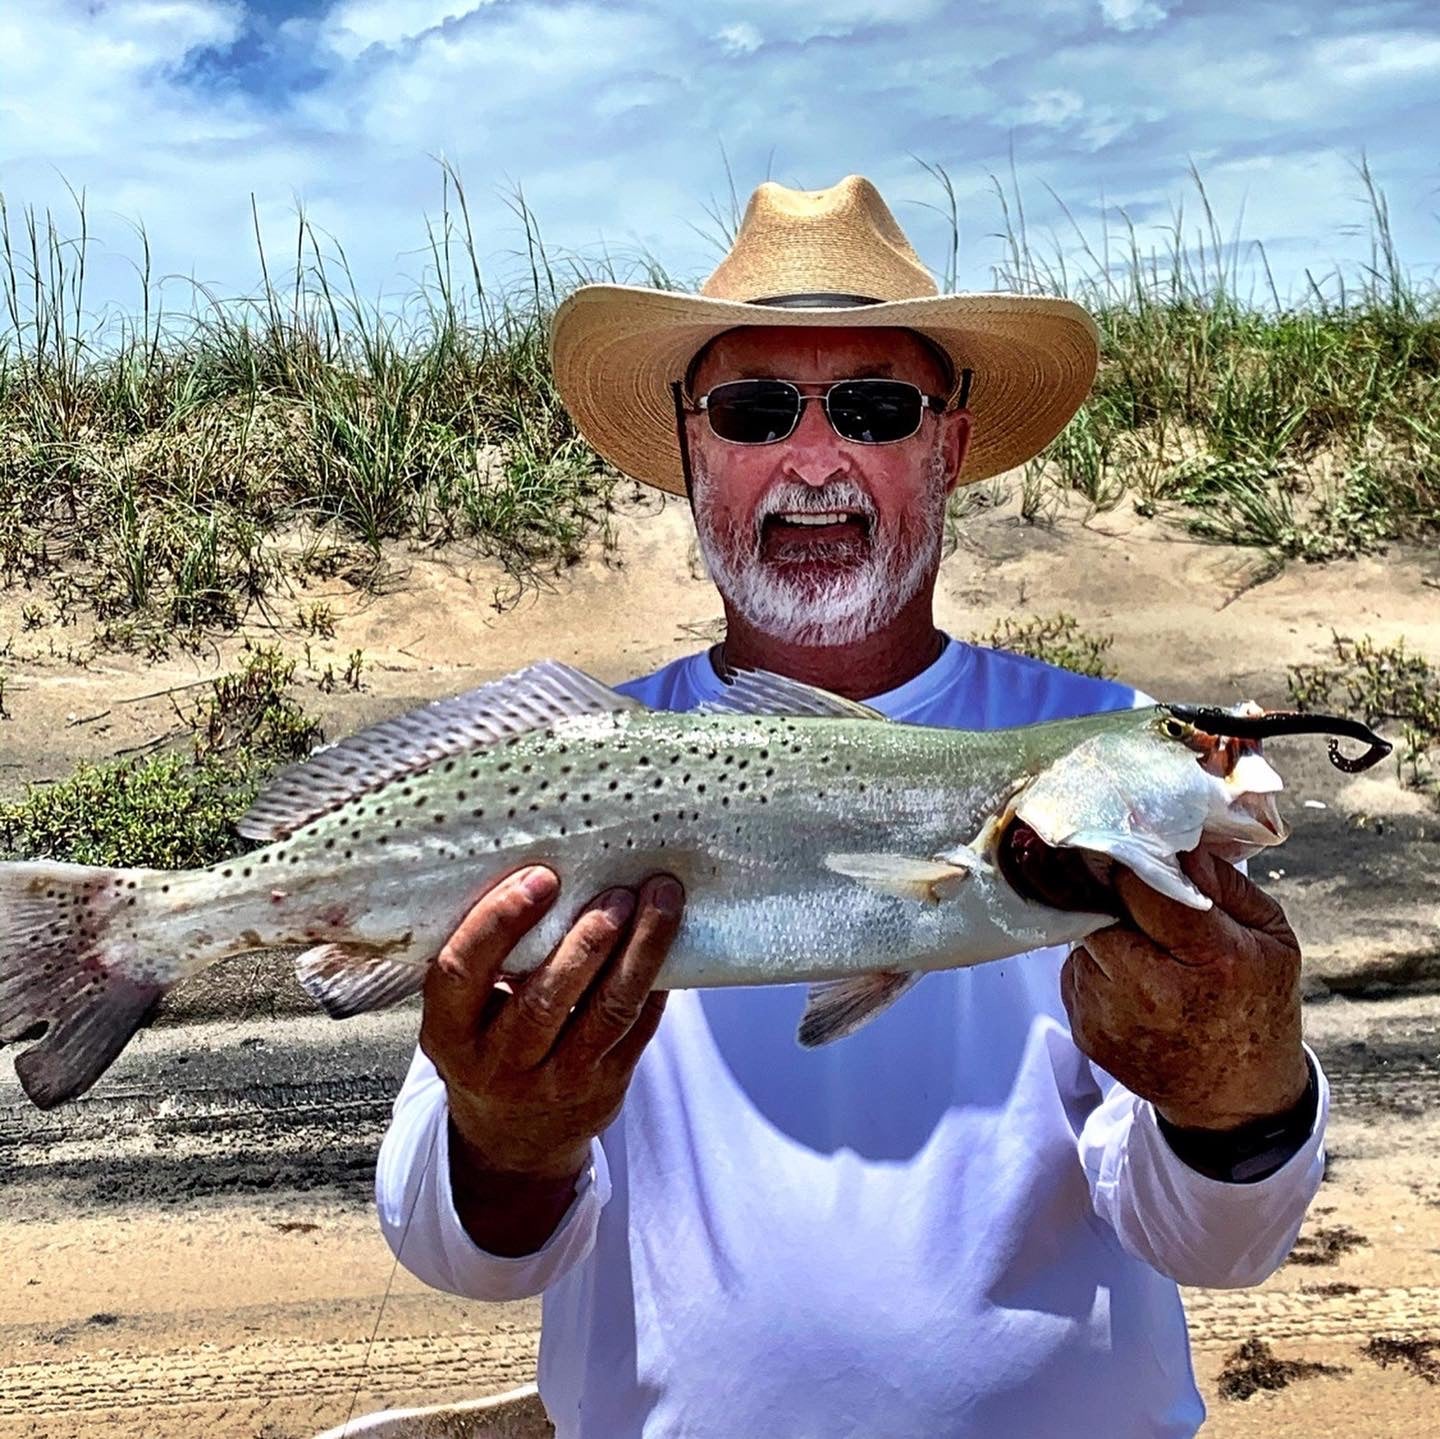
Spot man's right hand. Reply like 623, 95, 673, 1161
419, 865, 683, 1256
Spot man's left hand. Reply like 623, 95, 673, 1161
1041, 844, 1310, 1132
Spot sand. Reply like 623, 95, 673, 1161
0, 481, 1437, 1436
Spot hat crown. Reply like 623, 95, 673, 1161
700, 175, 939, 304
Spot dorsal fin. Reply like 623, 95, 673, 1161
236, 660, 641, 842
695, 667, 888, 721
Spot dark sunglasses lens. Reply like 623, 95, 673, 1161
706, 381, 799, 443
828, 380, 922, 443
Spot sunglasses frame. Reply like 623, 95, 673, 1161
684, 372, 972, 447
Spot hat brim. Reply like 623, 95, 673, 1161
550, 285, 1099, 495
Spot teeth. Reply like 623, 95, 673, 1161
774, 512, 858, 527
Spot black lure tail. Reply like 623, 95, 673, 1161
1164, 705, 1392, 774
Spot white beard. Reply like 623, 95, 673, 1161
692, 442, 949, 648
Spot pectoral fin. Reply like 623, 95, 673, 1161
823, 852, 971, 903
798, 971, 921, 1047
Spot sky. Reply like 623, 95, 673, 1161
1, 0, 1437, 325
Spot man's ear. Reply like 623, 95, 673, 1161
941, 410, 973, 496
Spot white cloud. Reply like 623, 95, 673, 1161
1098, 0, 1171, 32
1019, 90, 1085, 127
0, 0, 1433, 323
716, 23, 763, 55
319, 0, 496, 61
1313, 31, 1440, 85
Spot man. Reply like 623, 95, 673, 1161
376, 176, 1325, 1437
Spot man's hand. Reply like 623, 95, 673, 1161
419, 865, 683, 1254
1012, 829, 1309, 1132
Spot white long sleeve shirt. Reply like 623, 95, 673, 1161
376, 638, 1328, 1438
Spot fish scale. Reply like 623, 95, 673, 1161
0, 658, 1335, 1109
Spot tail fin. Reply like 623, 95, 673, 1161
0, 861, 175, 1108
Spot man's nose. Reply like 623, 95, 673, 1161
781, 395, 850, 486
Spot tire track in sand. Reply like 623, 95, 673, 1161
3, 1286, 1438, 1418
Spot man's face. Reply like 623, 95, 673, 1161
687, 326, 970, 648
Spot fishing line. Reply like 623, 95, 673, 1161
339, 1118, 438, 1436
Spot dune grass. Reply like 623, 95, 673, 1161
0, 160, 1435, 638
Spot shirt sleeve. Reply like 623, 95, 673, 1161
374, 1045, 611, 1302
1077, 1044, 1329, 1289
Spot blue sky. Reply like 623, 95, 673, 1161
1, 0, 1437, 321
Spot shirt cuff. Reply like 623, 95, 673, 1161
432, 1116, 612, 1300
1139, 1044, 1329, 1199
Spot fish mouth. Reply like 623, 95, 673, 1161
1182, 725, 1290, 854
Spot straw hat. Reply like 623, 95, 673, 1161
549, 174, 1098, 496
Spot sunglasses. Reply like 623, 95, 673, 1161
687, 373, 970, 446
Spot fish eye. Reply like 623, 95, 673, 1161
1159, 716, 1190, 741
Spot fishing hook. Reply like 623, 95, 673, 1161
1164, 705, 1393, 774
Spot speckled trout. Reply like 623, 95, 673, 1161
0, 660, 1389, 1108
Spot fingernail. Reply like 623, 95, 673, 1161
652, 877, 683, 917
518, 867, 557, 902
602, 889, 635, 925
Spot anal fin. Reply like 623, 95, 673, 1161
797, 971, 921, 1048
295, 943, 429, 1019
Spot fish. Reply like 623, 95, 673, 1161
0, 660, 1390, 1109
